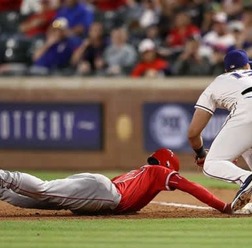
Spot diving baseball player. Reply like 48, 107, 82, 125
188, 49, 252, 212
0, 148, 232, 214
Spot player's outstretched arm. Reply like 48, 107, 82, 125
168, 173, 232, 214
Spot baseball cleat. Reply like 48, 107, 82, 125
231, 175, 252, 212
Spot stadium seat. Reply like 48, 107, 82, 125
3, 36, 32, 64
0, 36, 6, 63
0, 11, 20, 35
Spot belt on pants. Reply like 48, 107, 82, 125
241, 87, 252, 95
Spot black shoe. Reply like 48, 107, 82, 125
231, 175, 252, 212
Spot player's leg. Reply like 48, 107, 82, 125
42, 173, 121, 213
70, 174, 121, 214
0, 170, 47, 196
241, 148, 252, 171
66, 173, 91, 179
204, 121, 252, 185
0, 170, 121, 213
204, 112, 252, 211
0, 188, 62, 210
0, 170, 68, 208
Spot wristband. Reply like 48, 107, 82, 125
194, 146, 207, 158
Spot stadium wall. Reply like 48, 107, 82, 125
0, 76, 217, 171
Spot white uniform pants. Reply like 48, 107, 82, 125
204, 98, 252, 186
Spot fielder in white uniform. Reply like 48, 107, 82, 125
188, 49, 252, 211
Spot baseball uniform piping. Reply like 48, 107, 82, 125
195, 104, 214, 115
0, 179, 116, 203
221, 102, 237, 127
165, 171, 179, 191
203, 168, 242, 185
210, 102, 237, 140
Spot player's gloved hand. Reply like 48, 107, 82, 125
195, 156, 207, 167
194, 146, 208, 167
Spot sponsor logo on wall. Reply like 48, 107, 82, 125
143, 103, 228, 152
150, 105, 190, 148
0, 103, 103, 150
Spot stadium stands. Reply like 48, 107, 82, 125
0, 0, 251, 77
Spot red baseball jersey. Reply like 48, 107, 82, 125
112, 165, 228, 214
112, 165, 177, 213
131, 58, 168, 78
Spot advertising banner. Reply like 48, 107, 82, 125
143, 103, 228, 152
0, 103, 103, 150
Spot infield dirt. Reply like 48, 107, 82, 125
0, 188, 250, 220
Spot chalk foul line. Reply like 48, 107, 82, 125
150, 201, 252, 215
151, 201, 212, 210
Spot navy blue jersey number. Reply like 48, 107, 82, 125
231, 70, 252, 79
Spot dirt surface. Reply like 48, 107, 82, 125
0, 188, 251, 220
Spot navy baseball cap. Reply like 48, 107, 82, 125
224, 49, 252, 71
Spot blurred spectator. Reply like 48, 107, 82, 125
227, 20, 245, 50
19, 0, 56, 39
122, 0, 143, 32
131, 39, 169, 78
199, 12, 236, 74
103, 27, 137, 76
31, 18, 77, 74
166, 11, 200, 53
93, 6, 125, 37
172, 36, 211, 76
105, 0, 144, 48
0, 0, 252, 77
230, 6, 252, 58
200, 3, 216, 35
71, 22, 106, 75
92, 0, 126, 11
21, 0, 46, 16
145, 24, 162, 47
243, 6, 252, 58
56, 0, 94, 39
157, 0, 175, 38
242, 5, 252, 31
0, 0, 22, 12
139, 0, 160, 29
200, 12, 235, 57
221, 0, 243, 20
170, 0, 209, 28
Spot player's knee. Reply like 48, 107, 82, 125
202, 160, 213, 175
203, 159, 225, 179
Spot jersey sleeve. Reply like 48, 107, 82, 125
195, 87, 216, 115
169, 173, 227, 212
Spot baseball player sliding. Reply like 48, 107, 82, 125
188, 49, 252, 212
0, 149, 232, 215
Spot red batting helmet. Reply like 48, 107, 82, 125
147, 148, 180, 171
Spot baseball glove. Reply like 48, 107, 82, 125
195, 149, 209, 167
